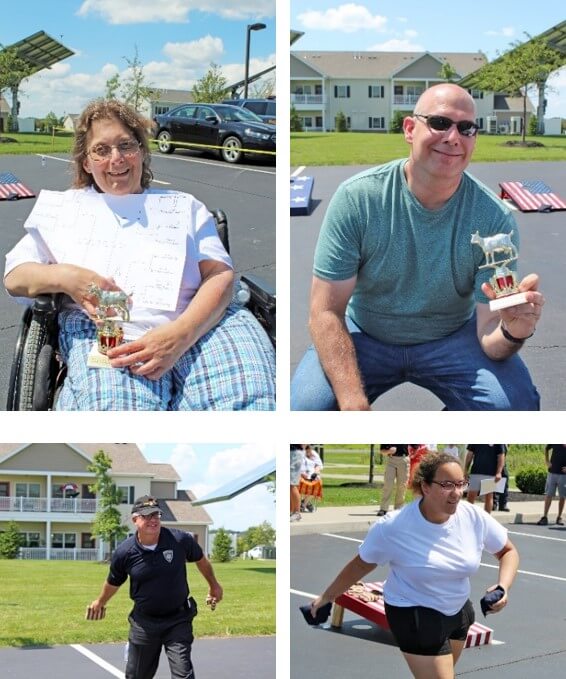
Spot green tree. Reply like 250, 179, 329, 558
438, 62, 457, 82
290, 105, 303, 132
250, 77, 275, 98
390, 110, 406, 133
335, 111, 347, 132
44, 111, 59, 133
0, 45, 34, 132
87, 450, 127, 558
105, 73, 121, 100
237, 521, 275, 555
464, 35, 564, 140
211, 528, 233, 562
0, 521, 24, 559
528, 114, 539, 136
121, 46, 157, 113
192, 63, 228, 103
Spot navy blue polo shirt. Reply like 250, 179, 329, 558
546, 445, 566, 475
466, 445, 505, 475
108, 527, 203, 616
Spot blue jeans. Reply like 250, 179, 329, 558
291, 315, 540, 411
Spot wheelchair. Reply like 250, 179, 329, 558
6, 209, 276, 411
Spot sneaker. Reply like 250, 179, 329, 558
376, 509, 387, 517
499, 507, 510, 512
290, 512, 302, 522
537, 516, 548, 526
306, 502, 314, 513
556, 517, 564, 526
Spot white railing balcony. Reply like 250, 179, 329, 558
291, 94, 326, 106
0, 496, 98, 513
393, 94, 420, 106
19, 547, 99, 561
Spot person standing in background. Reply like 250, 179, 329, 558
377, 445, 410, 517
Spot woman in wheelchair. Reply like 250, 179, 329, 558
4, 99, 275, 411
299, 445, 323, 512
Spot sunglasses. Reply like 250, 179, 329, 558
414, 114, 479, 138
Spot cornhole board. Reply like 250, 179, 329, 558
332, 581, 493, 649
0, 172, 35, 201
290, 175, 314, 215
499, 180, 566, 212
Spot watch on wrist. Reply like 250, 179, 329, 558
500, 321, 534, 344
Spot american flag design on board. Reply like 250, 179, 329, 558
0, 172, 35, 200
500, 180, 566, 212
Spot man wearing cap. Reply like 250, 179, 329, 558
87, 495, 223, 679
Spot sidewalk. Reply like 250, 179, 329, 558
291, 497, 551, 535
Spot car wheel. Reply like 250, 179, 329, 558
221, 136, 243, 163
157, 130, 174, 154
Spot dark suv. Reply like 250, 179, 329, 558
153, 103, 276, 164
222, 98, 276, 125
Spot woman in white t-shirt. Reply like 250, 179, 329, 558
311, 451, 519, 679
4, 99, 275, 411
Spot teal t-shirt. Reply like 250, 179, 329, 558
313, 159, 519, 345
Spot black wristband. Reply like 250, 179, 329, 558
500, 321, 534, 344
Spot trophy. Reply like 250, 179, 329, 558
87, 284, 131, 355
470, 231, 528, 311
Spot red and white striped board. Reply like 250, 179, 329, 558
0, 172, 35, 200
334, 581, 493, 649
500, 180, 566, 212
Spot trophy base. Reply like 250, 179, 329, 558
489, 291, 529, 311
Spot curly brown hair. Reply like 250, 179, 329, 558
410, 451, 464, 496
72, 99, 153, 190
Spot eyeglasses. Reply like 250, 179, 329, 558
136, 512, 162, 520
88, 139, 141, 161
414, 114, 479, 138
431, 480, 469, 491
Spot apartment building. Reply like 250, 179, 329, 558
291, 50, 534, 133
0, 443, 212, 560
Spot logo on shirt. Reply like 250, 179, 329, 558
163, 550, 174, 563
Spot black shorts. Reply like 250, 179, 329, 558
384, 599, 475, 656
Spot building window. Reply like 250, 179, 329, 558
15, 483, 40, 498
469, 89, 484, 99
477, 117, 484, 130
315, 116, 323, 128
19, 532, 40, 548
52, 532, 76, 549
315, 84, 322, 95
81, 533, 96, 549
406, 85, 424, 98
334, 85, 350, 98
368, 85, 384, 98
118, 486, 135, 504
302, 117, 313, 128
394, 85, 403, 96
154, 105, 170, 115
369, 117, 385, 129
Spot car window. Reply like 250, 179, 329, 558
266, 102, 276, 116
172, 106, 197, 118
244, 102, 267, 115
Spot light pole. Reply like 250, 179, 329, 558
244, 23, 266, 99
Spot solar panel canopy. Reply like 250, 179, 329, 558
3, 31, 74, 76
192, 458, 276, 506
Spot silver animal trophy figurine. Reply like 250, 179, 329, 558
87, 284, 131, 354
470, 231, 527, 311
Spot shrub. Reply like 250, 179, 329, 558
515, 466, 547, 495
290, 105, 303, 132
390, 110, 406, 133
335, 111, 347, 132
528, 115, 538, 136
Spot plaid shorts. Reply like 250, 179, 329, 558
56, 304, 275, 411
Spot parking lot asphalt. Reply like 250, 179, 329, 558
0, 151, 275, 408
291, 526, 566, 678
2, 635, 275, 678
290, 160, 566, 410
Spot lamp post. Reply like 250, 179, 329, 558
244, 23, 266, 99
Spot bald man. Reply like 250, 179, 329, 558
291, 84, 543, 411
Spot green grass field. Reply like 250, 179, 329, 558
319, 444, 546, 506
0, 559, 275, 647
0, 132, 75, 155
291, 131, 566, 166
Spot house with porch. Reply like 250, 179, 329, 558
290, 50, 534, 133
0, 443, 212, 560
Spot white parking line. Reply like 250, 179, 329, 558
151, 152, 275, 175
36, 153, 71, 163
70, 644, 125, 678
291, 166, 306, 177
508, 530, 566, 542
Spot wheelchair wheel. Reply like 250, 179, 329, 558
33, 344, 60, 411
17, 316, 51, 410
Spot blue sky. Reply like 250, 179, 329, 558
291, 2, 566, 118
138, 443, 276, 533
1, 0, 275, 117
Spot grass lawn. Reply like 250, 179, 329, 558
0, 132, 75, 156
318, 444, 546, 507
0, 558, 275, 647
291, 131, 566, 166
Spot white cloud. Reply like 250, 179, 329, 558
368, 38, 424, 52
298, 3, 387, 33
206, 443, 273, 484
485, 26, 516, 38
77, 0, 274, 24
163, 36, 224, 66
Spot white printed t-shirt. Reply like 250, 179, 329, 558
358, 499, 507, 615
4, 187, 233, 339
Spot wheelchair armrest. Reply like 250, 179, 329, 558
210, 209, 229, 254
240, 274, 276, 346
